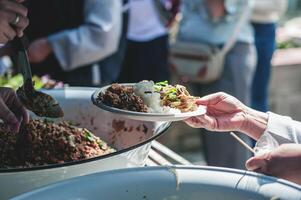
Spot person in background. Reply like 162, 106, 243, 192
0, 0, 29, 132
178, 0, 256, 169
251, 0, 288, 112
118, 0, 180, 83
97, 0, 130, 85
185, 92, 301, 185
24, 0, 123, 86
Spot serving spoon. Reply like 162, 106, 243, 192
12, 36, 64, 118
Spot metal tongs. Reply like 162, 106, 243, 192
12, 36, 64, 118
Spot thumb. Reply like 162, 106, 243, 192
0, 99, 20, 132
196, 92, 227, 106
246, 156, 268, 173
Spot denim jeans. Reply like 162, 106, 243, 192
251, 23, 276, 112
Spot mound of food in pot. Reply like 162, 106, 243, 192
0, 119, 115, 168
98, 81, 199, 113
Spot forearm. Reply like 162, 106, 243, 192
240, 107, 268, 140
241, 107, 301, 144
48, 0, 122, 71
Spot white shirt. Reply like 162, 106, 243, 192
255, 112, 301, 155
251, 0, 288, 23
254, 112, 301, 155
262, 112, 301, 144
127, 0, 167, 42
47, 0, 123, 71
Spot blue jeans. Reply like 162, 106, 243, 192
251, 23, 276, 112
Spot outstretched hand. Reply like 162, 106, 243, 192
185, 92, 248, 132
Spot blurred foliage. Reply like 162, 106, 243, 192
277, 40, 301, 49
0, 74, 44, 90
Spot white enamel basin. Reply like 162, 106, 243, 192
12, 165, 301, 200
0, 87, 170, 199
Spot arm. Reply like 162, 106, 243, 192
185, 92, 301, 143
49, 0, 122, 71
29, 0, 122, 71
185, 92, 301, 183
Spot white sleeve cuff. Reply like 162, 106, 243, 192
262, 112, 297, 144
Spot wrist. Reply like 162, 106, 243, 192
240, 106, 268, 140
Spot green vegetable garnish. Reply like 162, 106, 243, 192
168, 93, 177, 100
156, 80, 168, 86
84, 128, 96, 142
154, 80, 169, 92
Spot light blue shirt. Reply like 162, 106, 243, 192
178, 0, 254, 45
47, 0, 123, 71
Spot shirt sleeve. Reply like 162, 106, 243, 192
47, 0, 122, 71
259, 112, 301, 145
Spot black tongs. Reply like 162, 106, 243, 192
12, 36, 64, 118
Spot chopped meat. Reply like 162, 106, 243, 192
99, 84, 147, 112
0, 119, 115, 168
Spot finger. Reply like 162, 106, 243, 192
245, 157, 268, 173
184, 117, 206, 128
3, 25, 17, 40
0, 0, 28, 17
16, 29, 23, 37
0, 99, 20, 132
196, 92, 227, 106
11, 14, 29, 29
0, 33, 9, 43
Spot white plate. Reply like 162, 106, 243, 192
91, 84, 206, 122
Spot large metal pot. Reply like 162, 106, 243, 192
0, 87, 170, 199
12, 165, 301, 200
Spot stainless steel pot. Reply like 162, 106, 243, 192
12, 165, 301, 200
0, 87, 170, 199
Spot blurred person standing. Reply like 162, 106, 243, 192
175, 0, 256, 169
97, 0, 130, 85
118, 0, 180, 83
24, 0, 123, 86
251, 0, 288, 112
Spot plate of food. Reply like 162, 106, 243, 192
92, 81, 206, 122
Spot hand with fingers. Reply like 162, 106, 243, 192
185, 92, 249, 131
246, 144, 301, 185
184, 92, 268, 140
0, 87, 29, 132
184, 92, 301, 184
0, 0, 29, 44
